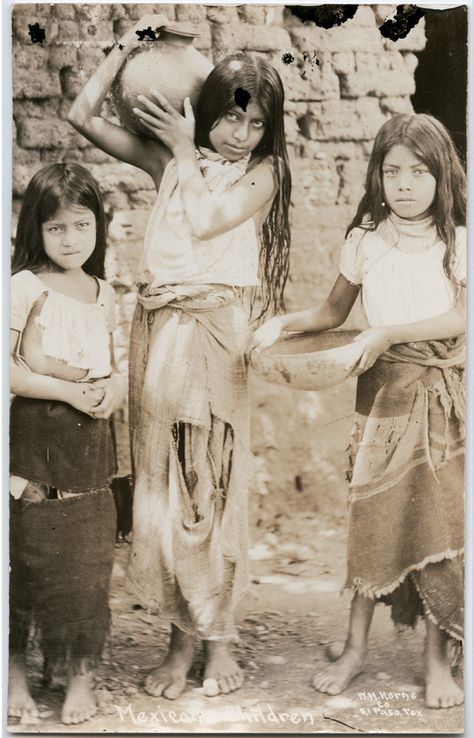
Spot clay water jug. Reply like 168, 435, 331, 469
112, 22, 214, 137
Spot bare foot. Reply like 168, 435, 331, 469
61, 664, 97, 725
425, 662, 464, 709
145, 626, 194, 700
203, 641, 244, 696
424, 617, 464, 709
8, 658, 39, 721
313, 646, 365, 695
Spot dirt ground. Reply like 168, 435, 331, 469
8, 507, 464, 735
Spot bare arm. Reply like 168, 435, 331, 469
249, 275, 360, 350
350, 285, 466, 375
68, 14, 171, 183
134, 93, 276, 239
10, 330, 103, 415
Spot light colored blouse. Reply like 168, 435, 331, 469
10, 270, 116, 379
339, 215, 466, 327
138, 148, 261, 290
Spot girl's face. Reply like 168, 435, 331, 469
382, 144, 437, 220
209, 100, 266, 161
41, 205, 96, 272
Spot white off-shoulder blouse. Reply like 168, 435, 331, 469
10, 270, 116, 379
339, 215, 466, 327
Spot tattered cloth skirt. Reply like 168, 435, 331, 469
9, 397, 117, 665
346, 339, 465, 642
128, 284, 251, 640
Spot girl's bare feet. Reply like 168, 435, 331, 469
144, 625, 194, 700
203, 641, 244, 696
8, 657, 39, 721
424, 619, 464, 709
313, 646, 366, 694
61, 661, 97, 725
313, 593, 375, 695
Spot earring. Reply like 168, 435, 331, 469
381, 201, 386, 207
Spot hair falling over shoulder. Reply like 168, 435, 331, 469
12, 163, 107, 278
195, 53, 291, 317
346, 113, 466, 282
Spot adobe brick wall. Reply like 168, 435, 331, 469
11, 4, 426, 528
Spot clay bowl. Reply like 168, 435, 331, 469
249, 330, 362, 391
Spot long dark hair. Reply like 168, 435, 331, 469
12, 163, 107, 278
195, 53, 291, 316
347, 113, 466, 281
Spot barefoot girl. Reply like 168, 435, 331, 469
251, 114, 465, 709
69, 16, 291, 698
9, 164, 127, 725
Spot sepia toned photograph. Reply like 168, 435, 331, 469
7, 1, 468, 733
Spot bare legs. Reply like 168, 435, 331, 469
203, 641, 244, 696
61, 659, 97, 725
145, 624, 195, 699
8, 654, 98, 725
424, 618, 463, 709
8, 654, 39, 721
313, 593, 375, 695
313, 592, 463, 709
145, 625, 243, 700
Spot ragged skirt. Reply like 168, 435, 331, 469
128, 286, 251, 640
345, 345, 464, 643
9, 397, 117, 665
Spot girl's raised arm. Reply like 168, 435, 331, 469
134, 92, 277, 239
68, 15, 170, 185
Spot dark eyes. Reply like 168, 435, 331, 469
225, 111, 265, 129
46, 222, 90, 233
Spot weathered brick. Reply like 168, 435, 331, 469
207, 6, 240, 24
13, 66, 62, 99
239, 5, 267, 25
18, 118, 76, 149
403, 52, 419, 74
129, 189, 158, 207
53, 4, 76, 21
12, 143, 41, 166
87, 163, 154, 194
123, 4, 176, 22
356, 51, 406, 73
48, 44, 78, 70
300, 98, 388, 141
290, 25, 383, 54
380, 96, 413, 114
291, 155, 340, 207
191, 23, 212, 51
13, 164, 38, 196
340, 68, 415, 98
277, 57, 340, 102
14, 99, 59, 120
213, 23, 291, 52
176, 5, 207, 23
336, 157, 369, 204
12, 10, 58, 45
60, 68, 90, 100
55, 18, 81, 40
331, 52, 355, 75
301, 140, 368, 162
